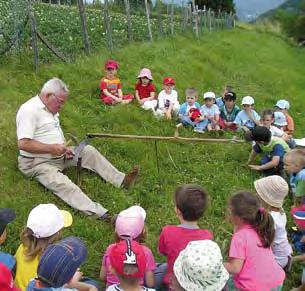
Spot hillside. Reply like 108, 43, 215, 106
1, 28, 305, 289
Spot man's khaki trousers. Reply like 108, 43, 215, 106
18, 145, 125, 217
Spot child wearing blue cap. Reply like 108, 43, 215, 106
0, 208, 16, 272
26, 236, 97, 291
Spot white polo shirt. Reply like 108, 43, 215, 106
16, 95, 65, 158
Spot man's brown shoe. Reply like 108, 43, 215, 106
122, 166, 139, 189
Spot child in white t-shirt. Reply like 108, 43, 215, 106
254, 175, 292, 269
155, 77, 180, 119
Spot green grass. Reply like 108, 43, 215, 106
1, 28, 305, 289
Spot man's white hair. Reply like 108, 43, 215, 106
40, 78, 69, 96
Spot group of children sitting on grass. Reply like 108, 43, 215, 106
99, 59, 301, 179
1, 162, 305, 291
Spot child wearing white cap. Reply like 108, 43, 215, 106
274, 99, 294, 135
171, 240, 229, 291
14, 204, 72, 291
233, 96, 260, 131
135, 68, 157, 112
100, 205, 156, 289
254, 175, 292, 269
196, 91, 221, 132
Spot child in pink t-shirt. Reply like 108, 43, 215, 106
157, 184, 213, 289
135, 68, 157, 112
100, 206, 156, 289
224, 191, 285, 291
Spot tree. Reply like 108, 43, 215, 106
194, 0, 235, 13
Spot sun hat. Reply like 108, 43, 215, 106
37, 236, 87, 288
174, 240, 229, 291
163, 77, 175, 85
203, 91, 216, 99
137, 68, 153, 80
115, 206, 146, 239
254, 175, 289, 208
0, 208, 16, 236
0, 263, 20, 291
27, 204, 73, 238
105, 59, 119, 70
275, 99, 290, 110
273, 111, 288, 127
109, 239, 146, 279
241, 96, 255, 105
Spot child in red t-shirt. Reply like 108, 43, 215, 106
156, 184, 213, 290
135, 68, 157, 112
99, 59, 134, 105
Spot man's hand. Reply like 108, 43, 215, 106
65, 148, 75, 160
49, 144, 67, 156
248, 164, 262, 171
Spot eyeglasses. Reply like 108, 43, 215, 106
51, 94, 66, 105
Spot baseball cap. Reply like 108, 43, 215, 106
105, 59, 119, 70
203, 91, 216, 99
0, 263, 20, 291
27, 204, 73, 238
275, 99, 290, 110
241, 96, 255, 105
163, 77, 175, 85
109, 239, 146, 279
224, 91, 237, 101
273, 111, 288, 126
115, 206, 146, 239
174, 240, 229, 291
137, 68, 153, 80
0, 208, 16, 236
37, 236, 87, 288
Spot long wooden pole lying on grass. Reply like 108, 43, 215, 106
86, 132, 244, 144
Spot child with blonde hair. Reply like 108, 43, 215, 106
100, 206, 156, 289
254, 175, 292, 269
15, 204, 72, 291
284, 149, 305, 205
135, 68, 157, 111
224, 191, 285, 290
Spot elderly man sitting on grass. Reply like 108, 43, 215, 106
16, 78, 139, 221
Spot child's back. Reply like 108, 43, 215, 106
157, 184, 212, 286
15, 204, 72, 291
158, 224, 212, 285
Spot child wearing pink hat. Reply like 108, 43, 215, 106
99, 59, 134, 105
254, 175, 292, 269
135, 68, 157, 112
100, 206, 156, 289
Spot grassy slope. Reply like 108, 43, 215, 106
1, 28, 305, 289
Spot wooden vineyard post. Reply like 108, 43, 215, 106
124, 0, 132, 42
170, 1, 174, 35
103, 0, 113, 51
145, 0, 153, 41
28, 0, 39, 71
77, 0, 90, 55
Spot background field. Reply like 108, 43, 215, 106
1, 28, 305, 289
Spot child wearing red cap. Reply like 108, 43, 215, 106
100, 206, 156, 289
135, 68, 157, 111
100, 60, 134, 105
106, 239, 155, 291
154, 77, 180, 119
